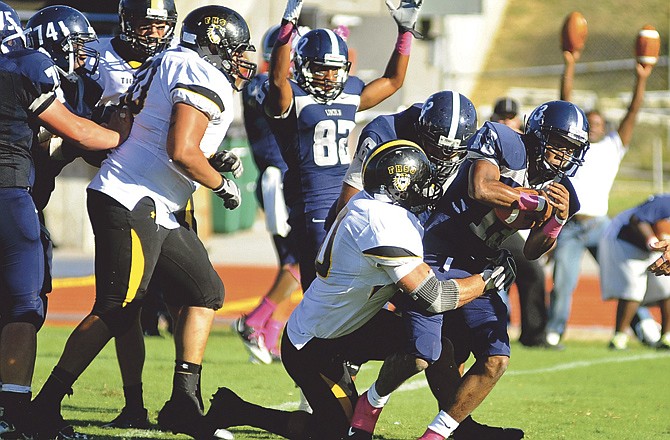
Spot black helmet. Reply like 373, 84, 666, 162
416, 91, 478, 184
363, 140, 441, 213
524, 100, 590, 182
118, 0, 177, 58
27, 5, 99, 80
179, 5, 257, 91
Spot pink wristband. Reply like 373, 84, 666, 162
395, 31, 412, 56
277, 21, 295, 45
542, 215, 566, 238
518, 192, 546, 212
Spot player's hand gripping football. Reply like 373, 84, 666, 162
209, 150, 243, 179
481, 249, 517, 292
542, 181, 570, 224
282, 0, 303, 24
213, 177, 241, 210
385, 0, 424, 38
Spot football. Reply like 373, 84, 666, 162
635, 25, 660, 66
494, 206, 549, 230
561, 11, 588, 53
652, 219, 670, 241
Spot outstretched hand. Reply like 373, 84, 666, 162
282, 0, 303, 24
648, 240, 670, 275
385, 0, 424, 38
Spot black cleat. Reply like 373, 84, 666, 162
346, 426, 373, 439
452, 416, 524, 440
206, 387, 245, 430
102, 406, 150, 429
157, 394, 204, 437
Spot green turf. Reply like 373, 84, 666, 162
34, 325, 670, 439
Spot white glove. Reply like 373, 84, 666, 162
481, 249, 517, 292
282, 0, 303, 24
213, 177, 241, 210
385, 0, 424, 38
209, 150, 243, 179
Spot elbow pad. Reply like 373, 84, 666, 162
409, 273, 460, 313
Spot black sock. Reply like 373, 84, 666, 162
123, 383, 144, 411
0, 390, 31, 422
172, 360, 202, 406
33, 366, 76, 411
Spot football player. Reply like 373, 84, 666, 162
200, 140, 515, 440
262, 0, 422, 295
0, 2, 129, 437
234, 24, 302, 365
29, 5, 255, 439
358, 100, 588, 439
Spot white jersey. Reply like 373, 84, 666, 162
286, 191, 425, 349
88, 46, 234, 228
88, 37, 139, 106
570, 131, 626, 217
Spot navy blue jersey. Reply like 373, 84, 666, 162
358, 104, 421, 153
423, 122, 580, 270
265, 76, 365, 215
615, 194, 670, 250
31, 73, 104, 211
0, 48, 59, 188
242, 73, 287, 175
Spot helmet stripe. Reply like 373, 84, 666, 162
324, 28, 339, 56
447, 92, 461, 139
151, 0, 165, 11
363, 139, 423, 175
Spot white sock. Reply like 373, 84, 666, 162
427, 411, 459, 438
1, 384, 31, 394
367, 382, 390, 408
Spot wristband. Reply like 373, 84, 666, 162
542, 215, 567, 238
395, 31, 412, 56
212, 178, 226, 193
518, 192, 546, 212
277, 21, 295, 45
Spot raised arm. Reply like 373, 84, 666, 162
265, 0, 303, 117
560, 50, 581, 102
358, 0, 423, 111
617, 62, 654, 146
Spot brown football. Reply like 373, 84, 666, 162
636, 25, 660, 66
561, 11, 588, 52
494, 189, 553, 231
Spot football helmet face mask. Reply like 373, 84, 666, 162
180, 5, 257, 91
119, 0, 177, 58
363, 140, 442, 214
27, 6, 99, 81
416, 91, 478, 185
525, 100, 590, 183
0, 2, 25, 54
294, 29, 351, 103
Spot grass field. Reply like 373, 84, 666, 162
35, 324, 670, 440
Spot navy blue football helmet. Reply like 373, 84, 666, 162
0, 1, 25, 54
525, 100, 590, 182
363, 140, 441, 213
261, 24, 280, 63
180, 5, 257, 91
294, 28, 351, 103
416, 91, 478, 184
27, 6, 99, 80
119, 0, 177, 57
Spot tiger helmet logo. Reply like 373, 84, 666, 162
205, 21, 226, 45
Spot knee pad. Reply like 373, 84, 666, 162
93, 301, 142, 337
407, 332, 442, 364
261, 167, 290, 237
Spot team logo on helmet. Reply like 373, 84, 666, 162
388, 164, 417, 193
206, 23, 225, 45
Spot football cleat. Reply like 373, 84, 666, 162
54, 424, 89, 440
101, 406, 150, 429
452, 416, 524, 440
31, 407, 88, 440
205, 387, 245, 430
346, 426, 373, 439
157, 394, 204, 437
232, 316, 272, 365
656, 333, 670, 350
213, 427, 235, 440
349, 392, 383, 435
608, 332, 629, 351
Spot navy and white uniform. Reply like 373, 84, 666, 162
418, 122, 579, 364
265, 77, 365, 290
600, 194, 670, 303
0, 48, 59, 328
242, 73, 297, 267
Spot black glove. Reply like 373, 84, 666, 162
481, 249, 517, 292
209, 150, 243, 179
213, 177, 241, 210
